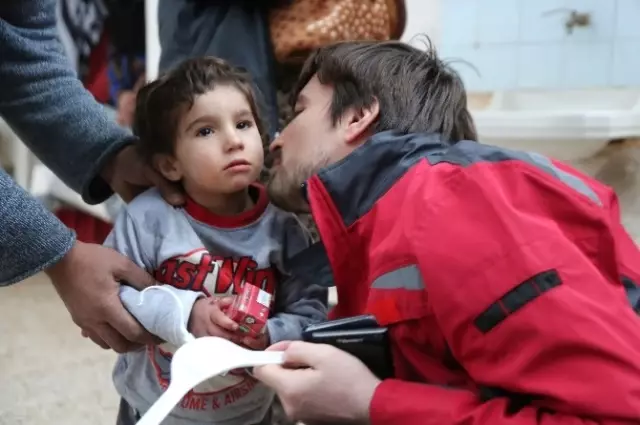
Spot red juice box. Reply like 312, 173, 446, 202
226, 283, 272, 338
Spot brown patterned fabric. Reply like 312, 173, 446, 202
269, 0, 406, 64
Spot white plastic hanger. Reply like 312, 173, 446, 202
131, 285, 285, 425
136, 336, 285, 425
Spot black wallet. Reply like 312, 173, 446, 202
302, 315, 394, 380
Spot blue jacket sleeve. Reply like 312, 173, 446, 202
267, 214, 328, 343
0, 168, 75, 285
0, 0, 134, 204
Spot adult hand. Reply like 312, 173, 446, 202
46, 241, 157, 353
116, 90, 137, 128
116, 75, 147, 128
101, 145, 185, 205
253, 341, 381, 424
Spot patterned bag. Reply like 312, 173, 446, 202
269, 0, 406, 64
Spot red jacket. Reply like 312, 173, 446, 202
299, 131, 640, 424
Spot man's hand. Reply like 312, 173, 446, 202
46, 241, 157, 353
189, 297, 242, 343
101, 145, 184, 205
253, 341, 381, 425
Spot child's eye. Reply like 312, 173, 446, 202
197, 127, 213, 137
237, 120, 253, 130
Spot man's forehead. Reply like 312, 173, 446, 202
296, 76, 330, 105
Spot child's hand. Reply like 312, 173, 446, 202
188, 297, 241, 342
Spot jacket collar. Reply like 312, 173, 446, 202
305, 130, 449, 228
290, 131, 449, 290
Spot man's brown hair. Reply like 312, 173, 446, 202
293, 38, 477, 143
133, 56, 268, 163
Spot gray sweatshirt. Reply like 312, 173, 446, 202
104, 186, 327, 425
0, 0, 132, 285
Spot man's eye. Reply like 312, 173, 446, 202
284, 109, 303, 126
237, 120, 252, 130
197, 127, 213, 137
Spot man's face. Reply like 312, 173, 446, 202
267, 76, 344, 213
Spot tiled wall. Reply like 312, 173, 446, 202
439, 0, 640, 92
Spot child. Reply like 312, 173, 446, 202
104, 57, 328, 425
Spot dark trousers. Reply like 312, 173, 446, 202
115, 398, 140, 425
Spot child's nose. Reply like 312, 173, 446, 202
225, 133, 244, 151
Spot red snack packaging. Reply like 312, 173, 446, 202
226, 283, 272, 338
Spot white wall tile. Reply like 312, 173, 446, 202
517, 44, 563, 88
612, 40, 640, 86
476, 0, 520, 44
471, 45, 519, 90
439, 0, 640, 91
519, 0, 568, 43
561, 42, 613, 87
444, 45, 520, 91
440, 0, 478, 46
564, 0, 617, 42
616, 0, 640, 39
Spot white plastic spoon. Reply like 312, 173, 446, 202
135, 336, 285, 425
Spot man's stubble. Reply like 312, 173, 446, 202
266, 153, 332, 214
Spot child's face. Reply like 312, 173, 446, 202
158, 85, 264, 197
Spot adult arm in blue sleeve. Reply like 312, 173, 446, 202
0, 0, 134, 205
0, 167, 75, 285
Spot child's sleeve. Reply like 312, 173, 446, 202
267, 216, 328, 344
104, 209, 205, 347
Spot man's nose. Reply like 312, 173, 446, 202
269, 136, 282, 153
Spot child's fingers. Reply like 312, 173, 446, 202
209, 305, 240, 332
215, 296, 235, 309
205, 323, 241, 342
207, 322, 243, 344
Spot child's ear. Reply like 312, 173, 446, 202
153, 154, 182, 182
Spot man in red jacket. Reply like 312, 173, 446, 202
254, 40, 640, 425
